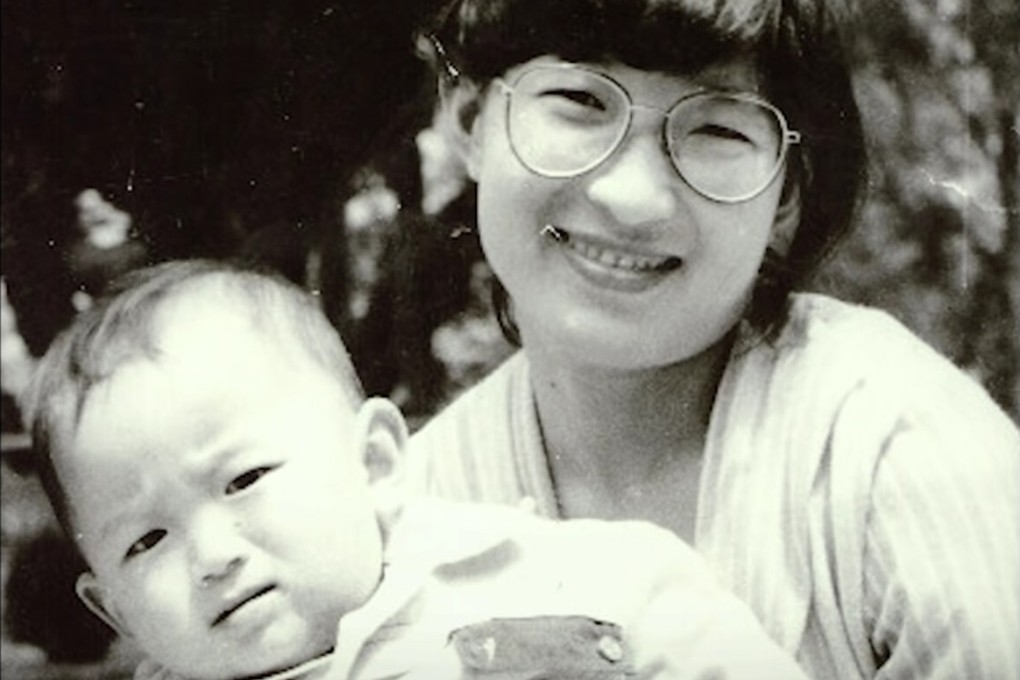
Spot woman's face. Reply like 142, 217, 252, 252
465, 56, 794, 370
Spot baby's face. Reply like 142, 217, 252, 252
60, 302, 383, 679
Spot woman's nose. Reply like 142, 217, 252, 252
188, 510, 248, 587
585, 131, 679, 227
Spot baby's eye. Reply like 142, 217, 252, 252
125, 530, 166, 560
225, 466, 278, 495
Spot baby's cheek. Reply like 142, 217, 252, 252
127, 561, 194, 633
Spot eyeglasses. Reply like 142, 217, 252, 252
495, 63, 801, 203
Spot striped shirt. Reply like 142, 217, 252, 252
407, 293, 1020, 679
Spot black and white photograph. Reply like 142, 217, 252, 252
2, 1, 1018, 678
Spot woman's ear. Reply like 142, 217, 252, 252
437, 79, 485, 181
769, 177, 801, 257
76, 572, 131, 638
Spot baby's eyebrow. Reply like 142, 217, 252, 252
180, 436, 248, 483
92, 488, 152, 549
96, 506, 140, 544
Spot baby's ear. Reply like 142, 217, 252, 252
355, 397, 407, 487
76, 572, 131, 638
354, 398, 409, 533
437, 79, 485, 181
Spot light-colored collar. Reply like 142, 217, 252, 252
327, 497, 528, 679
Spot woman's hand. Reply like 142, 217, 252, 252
630, 583, 807, 680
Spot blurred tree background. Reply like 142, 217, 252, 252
1, 0, 1018, 674
818, 0, 1019, 418
2, 0, 1017, 423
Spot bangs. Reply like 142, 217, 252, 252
435, 0, 782, 79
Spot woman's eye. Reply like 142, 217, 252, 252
694, 124, 751, 143
541, 88, 608, 111
125, 530, 166, 560
225, 466, 277, 495
561, 89, 606, 110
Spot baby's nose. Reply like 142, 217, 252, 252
188, 510, 247, 586
197, 555, 245, 588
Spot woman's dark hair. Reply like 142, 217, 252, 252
422, 0, 867, 343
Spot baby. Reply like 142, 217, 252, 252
25, 259, 804, 679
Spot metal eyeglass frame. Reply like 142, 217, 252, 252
494, 62, 801, 204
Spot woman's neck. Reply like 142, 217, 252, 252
526, 335, 732, 532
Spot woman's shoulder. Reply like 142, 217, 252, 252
772, 297, 1019, 677
717, 293, 1017, 464
779, 293, 930, 357
411, 351, 529, 443
760, 292, 1018, 449
405, 351, 538, 501
773, 293, 985, 394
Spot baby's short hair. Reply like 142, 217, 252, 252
23, 258, 364, 542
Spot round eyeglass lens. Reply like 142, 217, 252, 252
506, 66, 630, 177
503, 65, 793, 201
666, 94, 785, 201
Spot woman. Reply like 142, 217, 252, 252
407, 0, 1020, 676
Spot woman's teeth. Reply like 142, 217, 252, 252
560, 232, 677, 272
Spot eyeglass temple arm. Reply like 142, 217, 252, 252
417, 32, 460, 83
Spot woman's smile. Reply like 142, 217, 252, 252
543, 224, 683, 293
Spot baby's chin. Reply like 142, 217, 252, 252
232, 648, 335, 680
